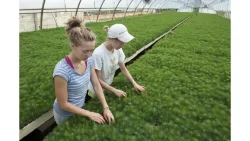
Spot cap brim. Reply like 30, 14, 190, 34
118, 32, 134, 43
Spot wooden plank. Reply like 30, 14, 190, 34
37, 117, 55, 132
19, 109, 53, 140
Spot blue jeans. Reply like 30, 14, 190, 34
53, 109, 69, 125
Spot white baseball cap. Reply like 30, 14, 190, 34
107, 24, 134, 43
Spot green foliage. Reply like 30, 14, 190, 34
20, 12, 190, 128
44, 14, 230, 141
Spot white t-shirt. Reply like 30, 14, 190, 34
88, 43, 125, 94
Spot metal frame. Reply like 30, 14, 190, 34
149, 0, 164, 13
153, 0, 167, 13
20, 0, 187, 32
20, 8, 128, 11
86, 11, 92, 23
124, 0, 134, 18
111, 0, 123, 20
160, 1, 170, 9
21, 10, 83, 14
227, 0, 229, 12
208, 0, 223, 6
75, 0, 83, 16
162, 0, 172, 9
133, 0, 143, 16
51, 12, 58, 27
219, 2, 223, 11
158, 0, 172, 11
158, 0, 168, 8
146, 0, 158, 13
40, 0, 46, 30
140, 2, 148, 14
33, 13, 37, 31
96, 0, 106, 22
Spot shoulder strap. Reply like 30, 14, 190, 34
64, 56, 74, 69
65, 56, 88, 69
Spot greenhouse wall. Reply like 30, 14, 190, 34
19, 10, 150, 32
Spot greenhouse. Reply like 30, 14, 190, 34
19, 0, 231, 140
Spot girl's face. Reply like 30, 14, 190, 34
72, 41, 95, 61
111, 39, 125, 50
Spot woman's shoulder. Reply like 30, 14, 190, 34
55, 59, 67, 68
87, 57, 94, 65
93, 43, 106, 54
117, 48, 124, 53
117, 48, 125, 56
54, 59, 71, 73
53, 59, 73, 80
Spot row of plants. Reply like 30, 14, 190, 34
20, 12, 191, 128
44, 13, 230, 141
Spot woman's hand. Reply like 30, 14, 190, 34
133, 83, 145, 93
103, 107, 115, 124
113, 89, 127, 98
87, 112, 106, 124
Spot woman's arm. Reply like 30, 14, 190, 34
90, 67, 109, 109
54, 76, 105, 124
95, 69, 127, 97
92, 53, 126, 97
90, 67, 115, 123
119, 63, 136, 85
119, 63, 145, 93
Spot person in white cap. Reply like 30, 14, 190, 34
86, 24, 145, 100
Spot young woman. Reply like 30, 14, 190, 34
53, 17, 114, 125
88, 24, 145, 98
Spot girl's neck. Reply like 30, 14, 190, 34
104, 41, 114, 53
68, 52, 81, 64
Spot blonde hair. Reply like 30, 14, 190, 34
66, 16, 96, 47
103, 25, 119, 41
103, 25, 109, 32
